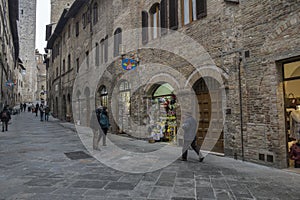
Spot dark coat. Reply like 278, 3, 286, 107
0, 108, 11, 122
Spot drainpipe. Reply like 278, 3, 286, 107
220, 48, 245, 161
238, 52, 245, 161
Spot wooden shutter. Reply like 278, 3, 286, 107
160, 0, 167, 35
142, 11, 148, 44
196, 0, 207, 19
169, 0, 178, 30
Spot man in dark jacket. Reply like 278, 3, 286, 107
0, 106, 11, 132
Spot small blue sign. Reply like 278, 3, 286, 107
122, 58, 137, 70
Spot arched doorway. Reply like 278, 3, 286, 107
118, 81, 130, 133
193, 77, 224, 154
62, 95, 66, 120
149, 83, 177, 142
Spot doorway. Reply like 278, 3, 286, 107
283, 60, 300, 168
193, 77, 224, 154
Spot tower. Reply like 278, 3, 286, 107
18, 0, 37, 102
50, 0, 75, 24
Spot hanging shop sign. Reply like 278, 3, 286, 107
122, 58, 137, 71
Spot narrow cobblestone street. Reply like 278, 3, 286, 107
0, 112, 299, 200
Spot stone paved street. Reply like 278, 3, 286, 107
0, 112, 300, 200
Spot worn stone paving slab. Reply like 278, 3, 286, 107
1, 112, 300, 200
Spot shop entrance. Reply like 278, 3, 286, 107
118, 81, 131, 134
149, 83, 177, 142
193, 77, 224, 154
283, 60, 300, 168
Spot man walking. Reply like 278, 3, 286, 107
181, 111, 205, 162
44, 106, 50, 121
0, 106, 11, 132
39, 104, 44, 121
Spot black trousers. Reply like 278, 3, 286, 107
2, 121, 8, 131
182, 137, 203, 159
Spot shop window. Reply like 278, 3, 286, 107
150, 3, 160, 39
142, 11, 148, 44
93, 3, 98, 25
99, 86, 108, 107
181, 0, 207, 25
114, 28, 122, 57
150, 83, 177, 142
118, 81, 131, 133
283, 60, 300, 168
169, 0, 178, 30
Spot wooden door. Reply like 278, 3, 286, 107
193, 78, 224, 154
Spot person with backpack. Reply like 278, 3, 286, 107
99, 107, 110, 146
44, 106, 50, 121
0, 106, 11, 132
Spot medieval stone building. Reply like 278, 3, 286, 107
18, 0, 37, 103
46, 0, 300, 169
0, 0, 22, 108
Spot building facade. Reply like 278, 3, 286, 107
0, 0, 21, 108
18, 0, 37, 103
46, 0, 300, 169
35, 49, 47, 104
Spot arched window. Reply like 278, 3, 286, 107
141, 11, 148, 44
150, 4, 160, 39
100, 36, 108, 63
95, 43, 99, 66
93, 3, 98, 24
114, 28, 122, 57
181, 0, 207, 25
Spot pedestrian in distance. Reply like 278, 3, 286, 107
99, 106, 110, 146
20, 103, 23, 112
23, 103, 26, 112
39, 104, 44, 121
0, 105, 11, 132
181, 111, 204, 162
44, 106, 50, 121
35, 103, 39, 117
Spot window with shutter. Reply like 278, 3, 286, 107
150, 3, 160, 39
104, 35, 108, 62
160, 0, 167, 35
196, 0, 207, 19
169, 0, 178, 30
181, 0, 207, 25
114, 28, 122, 57
142, 11, 148, 44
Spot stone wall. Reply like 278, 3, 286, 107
47, 0, 300, 168
18, 0, 37, 103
